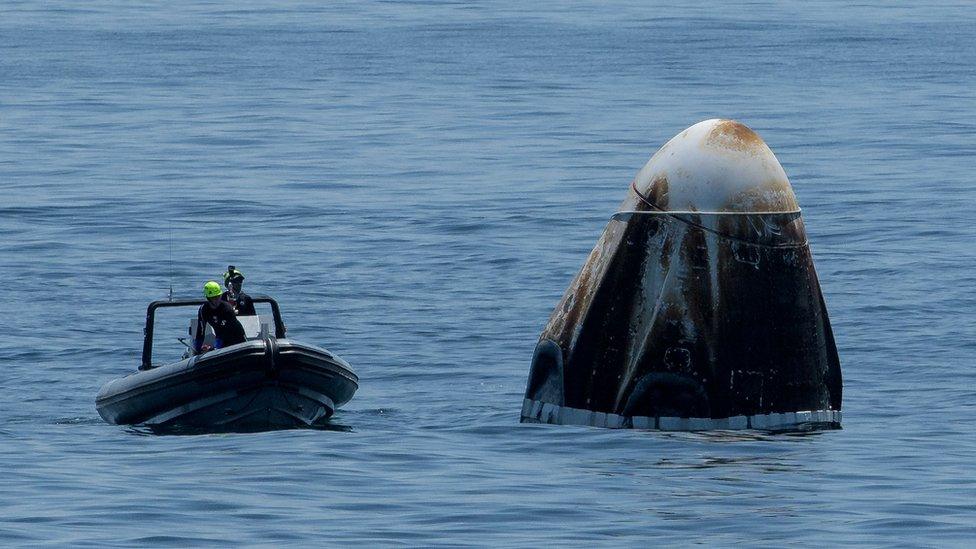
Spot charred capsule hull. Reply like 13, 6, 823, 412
521, 119, 842, 431
96, 339, 358, 431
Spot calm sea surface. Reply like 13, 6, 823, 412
2, 1, 975, 546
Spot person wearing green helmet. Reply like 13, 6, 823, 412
194, 280, 247, 354
221, 265, 256, 316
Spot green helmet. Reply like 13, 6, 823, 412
223, 265, 245, 286
204, 280, 223, 298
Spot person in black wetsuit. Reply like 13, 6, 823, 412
221, 265, 256, 316
195, 280, 247, 354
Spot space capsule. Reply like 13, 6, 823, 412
521, 119, 842, 430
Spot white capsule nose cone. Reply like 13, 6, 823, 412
631, 119, 798, 213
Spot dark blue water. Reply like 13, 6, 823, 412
3, 1, 975, 545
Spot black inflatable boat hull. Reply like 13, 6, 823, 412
96, 338, 358, 431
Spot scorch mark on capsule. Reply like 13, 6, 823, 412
706, 119, 766, 154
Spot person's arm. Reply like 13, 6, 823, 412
223, 303, 248, 345
193, 309, 205, 353
194, 308, 215, 353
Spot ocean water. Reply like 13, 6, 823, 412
2, 1, 975, 545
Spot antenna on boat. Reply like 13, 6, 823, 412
167, 222, 174, 301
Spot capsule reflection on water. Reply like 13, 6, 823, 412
521, 119, 842, 431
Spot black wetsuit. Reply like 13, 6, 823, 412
195, 300, 247, 352
222, 290, 256, 316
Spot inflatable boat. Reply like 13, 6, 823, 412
96, 296, 358, 432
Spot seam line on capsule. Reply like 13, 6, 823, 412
611, 210, 808, 249
613, 209, 802, 217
